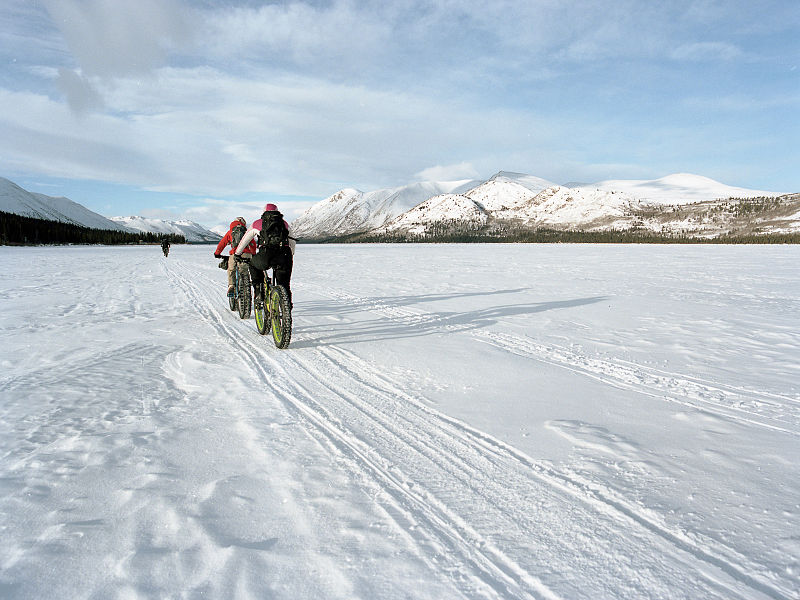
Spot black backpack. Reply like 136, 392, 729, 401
258, 211, 288, 250
230, 223, 247, 249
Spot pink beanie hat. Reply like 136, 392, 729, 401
264, 203, 278, 212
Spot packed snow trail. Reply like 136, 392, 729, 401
1, 244, 798, 599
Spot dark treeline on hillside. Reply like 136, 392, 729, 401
317, 228, 800, 245
0, 211, 186, 246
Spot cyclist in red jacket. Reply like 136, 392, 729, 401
214, 217, 256, 296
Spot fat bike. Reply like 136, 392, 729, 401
229, 257, 251, 319
253, 271, 292, 349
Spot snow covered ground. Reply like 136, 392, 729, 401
1, 243, 798, 599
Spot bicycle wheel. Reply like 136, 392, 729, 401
228, 267, 238, 311
228, 285, 237, 311
237, 265, 251, 319
269, 285, 292, 349
254, 283, 269, 335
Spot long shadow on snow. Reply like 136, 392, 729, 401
301, 287, 531, 319
292, 293, 608, 348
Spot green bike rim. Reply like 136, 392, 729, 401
270, 291, 283, 344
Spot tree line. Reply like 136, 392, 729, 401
0, 211, 186, 246
326, 227, 800, 245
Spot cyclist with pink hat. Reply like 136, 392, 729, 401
234, 203, 296, 308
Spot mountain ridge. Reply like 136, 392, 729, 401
110, 216, 221, 243
1, 177, 220, 243
1, 177, 131, 232
292, 172, 793, 240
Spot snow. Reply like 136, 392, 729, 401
1, 243, 798, 599
0, 177, 130, 232
384, 193, 488, 234
110, 216, 221, 243
0, 178, 219, 241
487, 171, 557, 194
496, 186, 638, 228
578, 173, 783, 205
291, 180, 481, 239
466, 180, 538, 212
292, 172, 786, 239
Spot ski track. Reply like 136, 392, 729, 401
162, 257, 790, 600
321, 287, 799, 436
166, 262, 543, 599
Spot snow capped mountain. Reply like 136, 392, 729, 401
210, 224, 231, 237
466, 179, 538, 212
487, 171, 558, 195
1, 177, 131, 232
290, 180, 480, 239
110, 216, 221, 243
496, 186, 638, 228
384, 194, 488, 235
577, 173, 782, 205
379, 184, 638, 235
295, 171, 789, 239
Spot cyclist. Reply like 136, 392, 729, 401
161, 239, 170, 256
214, 217, 256, 296
234, 203, 295, 308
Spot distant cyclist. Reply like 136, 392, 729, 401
234, 203, 296, 307
214, 217, 256, 296
161, 239, 170, 257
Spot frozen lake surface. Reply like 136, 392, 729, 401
1, 243, 798, 599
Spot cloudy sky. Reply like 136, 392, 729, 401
1, 0, 798, 229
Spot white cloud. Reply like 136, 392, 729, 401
181, 197, 317, 231
671, 42, 743, 62
0, 65, 565, 198
42, 0, 190, 77
55, 68, 102, 115
2, 0, 797, 216
201, 2, 391, 71
414, 162, 480, 182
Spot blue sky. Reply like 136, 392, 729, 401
1, 0, 797, 230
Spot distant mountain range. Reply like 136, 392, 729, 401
110, 216, 221, 243
1, 177, 220, 243
1, 177, 130, 232
4, 173, 796, 246
291, 172, 798, 240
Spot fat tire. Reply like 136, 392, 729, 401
237, 265, 251, 319
270, 285, 292, 349
254, 283, 269, 335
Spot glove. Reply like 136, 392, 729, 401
214, 253, 222, 258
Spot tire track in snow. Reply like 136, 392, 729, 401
305, 283, 793, 600
163, 259, 558, 599
303, 344, 790, 600
321, 286, 798, 435
166, 260, 787, 600
473, 331, 798, 435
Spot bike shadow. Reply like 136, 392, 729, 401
290, 290, 608, 348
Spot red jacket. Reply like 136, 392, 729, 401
215, 220, 257, 256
